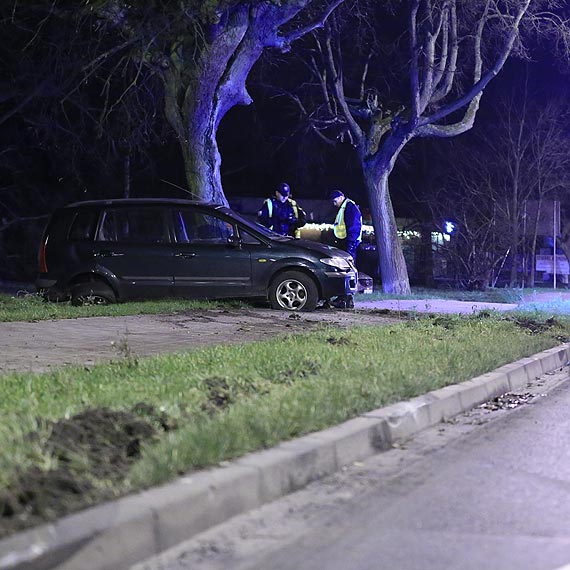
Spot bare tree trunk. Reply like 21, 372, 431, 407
528, 238, 536, 287
509, 166, 520, 287
557, 214, 570, 284
363, 160, 411, 294
163, 76, 228, 205
528, 196, 543, 288
123, 154, 131, 198
183, 117, 227, 205
160, 8, 253, 206
162, 63, 230, 205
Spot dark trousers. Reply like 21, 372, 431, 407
335, 239, 359, 262
334, 239, 359, 301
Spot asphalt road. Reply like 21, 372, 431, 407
132, 366, 570, 570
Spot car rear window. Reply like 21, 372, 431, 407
69, 209, 99, 241
44, 210, 73, 243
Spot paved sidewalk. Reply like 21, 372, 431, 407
0, 299, 519, 376
357, 298, 518, 313
0, 306, 400, 375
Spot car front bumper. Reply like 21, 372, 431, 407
321, 270, 358, 298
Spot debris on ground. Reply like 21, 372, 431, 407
478, 392, 535, 411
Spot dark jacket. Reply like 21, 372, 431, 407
258, 197, 306, 237
333, 198, 362, 259
342, 200, 362, 245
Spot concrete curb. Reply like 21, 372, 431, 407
1, 344, 569, 570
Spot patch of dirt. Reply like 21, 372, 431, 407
276, 360, 320, 385
326, 336, 353, 345
506, 316, 560, 334
426, 315, 459, 329
0, 404, 175, 538
202, 377, 233, 414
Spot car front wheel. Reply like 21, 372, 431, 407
269, 271, 318, 312
71, 282, 117, 306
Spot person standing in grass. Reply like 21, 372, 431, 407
329, 189, 362, 309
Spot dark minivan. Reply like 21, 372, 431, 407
36, 198, 357, 311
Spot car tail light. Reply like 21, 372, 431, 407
39, 235, 48, 273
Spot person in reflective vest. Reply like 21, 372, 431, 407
329, 189, 362, 309
258, 182, 306, 238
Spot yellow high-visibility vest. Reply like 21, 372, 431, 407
333, 198, 362, 240
289, 198, 301, 238
264, 198, 274, 229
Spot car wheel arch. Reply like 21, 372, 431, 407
268, 266, 322, 303
68, 273, 118, 298
70, 279, 118, 306
269, 266, 322, 296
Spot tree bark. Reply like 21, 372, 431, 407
362, 135, 411, 294
183, 112, 226, 204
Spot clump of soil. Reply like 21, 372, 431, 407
472, 312, 565, 337
202, 376, 233, 414
428, 315, 459, 329
326, 336, 352, 345
0, 404, 174, 538
507, 316, 560, 334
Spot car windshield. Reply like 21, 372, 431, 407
219, 207, 293, 241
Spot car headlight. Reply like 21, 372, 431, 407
320, 257, 352, 270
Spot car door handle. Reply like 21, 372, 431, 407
95, 251, 125, 257
174, 252, 196, 259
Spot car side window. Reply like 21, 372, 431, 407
175, 210, 233, 244
98, 208, 167, 243
69, 210, 99, 241
239, 229, 263, 245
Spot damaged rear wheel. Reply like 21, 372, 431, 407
71, 282, 116, 306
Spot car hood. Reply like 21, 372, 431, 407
290, 239, 352, 259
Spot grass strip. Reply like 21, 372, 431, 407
0, 287, 552, 323
130, 313, 569, 486
1, 313, 568, 496
0, 293, 250, 322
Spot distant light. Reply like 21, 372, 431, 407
444, 221, 456, 234
301, 223, 419, 239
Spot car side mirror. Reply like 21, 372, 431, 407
227, 234, 242, 248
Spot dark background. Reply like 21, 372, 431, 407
0, 3, 568, 284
